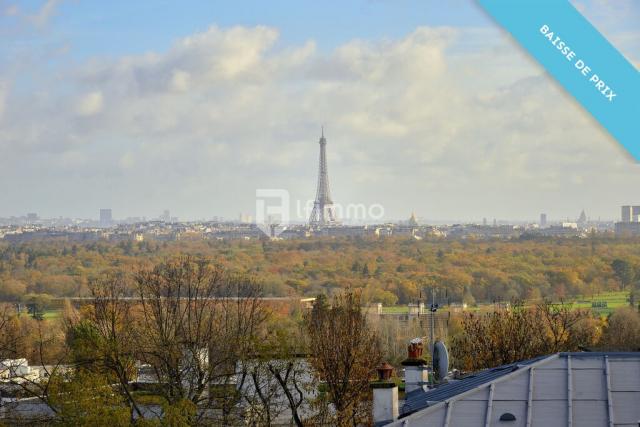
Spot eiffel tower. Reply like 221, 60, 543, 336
309, 127, 337, 226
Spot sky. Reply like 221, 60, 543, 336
0, 0, 639, 222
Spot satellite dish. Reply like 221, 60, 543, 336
433, 340, 449, 382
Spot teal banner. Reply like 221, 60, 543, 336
478, 0, 640, 160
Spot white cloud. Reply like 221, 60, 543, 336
75, 91, 103, 116
170, 70, 191, 92
28, 0, 62, 27
0, 80, 7, 118
1, 23, 638, 220
119, 151, 135, 169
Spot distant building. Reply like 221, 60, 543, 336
26, 213, 38, 223
615, 221, 640, 236
616, 205, 640, 236
239, 213, 254, 224
578, 209, 587, 224
540, 213, 547, 227
99, 209, 112, 227
408, 212, 418, 227
0, 358, 40, 383
161, 210, 171, 223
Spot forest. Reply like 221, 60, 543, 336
0, 255, 637, 426
1, 236, 639, 307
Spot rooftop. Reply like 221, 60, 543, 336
389, 352, 640, 426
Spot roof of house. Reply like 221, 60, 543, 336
389, 352, 640, 426
401, 354, 547, 416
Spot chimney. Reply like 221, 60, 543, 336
402, 338, 429, 394
371, 362, 399, 426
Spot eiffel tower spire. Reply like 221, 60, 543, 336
309, 128, 337, 226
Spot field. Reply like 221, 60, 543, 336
570, 291, 630, 316
381, 291, 631, 317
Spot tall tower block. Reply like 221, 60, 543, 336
309, 128, 337, 226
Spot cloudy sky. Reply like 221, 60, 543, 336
0, 0, 638, 222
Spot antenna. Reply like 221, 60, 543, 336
429, 287, 439, 356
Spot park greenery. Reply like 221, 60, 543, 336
0, 237, 639, 425
2, 236, 640, 309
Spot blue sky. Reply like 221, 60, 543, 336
5, 0, 493, 58
4, 0, 637, 60
0, 1, 638, 221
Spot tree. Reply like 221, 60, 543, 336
0, 304, 19, 358
234, 313, 313, 427
22, 293, 52, 320
305, 292, 381, 426
536, 301, 595, 353
0, 278, 26, 301
262, 318, 311, 427
611, 259, 634, 290
451, 301, 595, 371
70, 272, 143, 422
46, 370, 131, 427
452, 303, 546, 371
134, 256, 267, 425
600, 307, 640, 351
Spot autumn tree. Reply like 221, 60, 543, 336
536, 300, 599, 353
0, 304, 19, 358
451, 301, 596, 371
45, 370, 131, 427
134, 256, 268, 425
305, 292, 382, 426
65, 272, 143, 421
611, 258, 635, 290
600, 307, 640, 351
235, 313, 312, 427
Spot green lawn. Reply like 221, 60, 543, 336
381, 291, 631, 317
568, 291, 630, 316
381, 306, 409, 314
42, 309, 62, 319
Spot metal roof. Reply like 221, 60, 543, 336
401, 355, 547, 416
388, 352, 640, 427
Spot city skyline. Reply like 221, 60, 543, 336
0, 206, 620, 225
1, 1, 639, 221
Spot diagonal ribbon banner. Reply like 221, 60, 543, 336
478, 0, 640, 160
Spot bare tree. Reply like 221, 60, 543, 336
3, 321, 69, 424
265, 358, 310, 427
85, 272, 143, 421
536, 300, 594, 353
305, 292, 382, 427
600, 307, 640, 351
238, 320, 313, 427
134, 256, 267, 424
452, 301, 596, 371
0, 303, 19, 358
237, 359, 288, 426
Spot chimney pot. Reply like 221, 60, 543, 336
377, 362, 394, 381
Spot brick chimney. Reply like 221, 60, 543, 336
371, 362, 399, 426
402, 338, 429, 394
